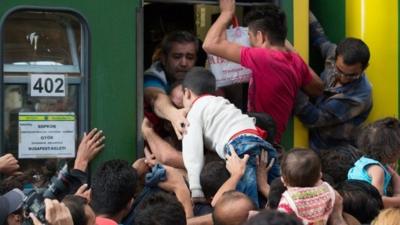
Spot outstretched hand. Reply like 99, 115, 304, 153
74, 128, 105, 171
256, 150, 275, 198
170, 108, 189, 140
225, 145, 249, 179
132, 158, 151, 177
0, 154, 19, 175
257, 150, 275, 175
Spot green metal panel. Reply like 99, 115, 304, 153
0, 0, 139, 170
280, 0, 294, 150
309, 0, 346, 74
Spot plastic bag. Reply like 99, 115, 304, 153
208, 26, 252, 87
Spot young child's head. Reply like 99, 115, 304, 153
244, 4, 287, 47
182, 67, 216, 108
357, 117, 400, 163
319, 145, 362, 186
281, 148, 321, 187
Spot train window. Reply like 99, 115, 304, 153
1, 10, 88, 173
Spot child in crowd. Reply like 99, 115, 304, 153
348, 117, 400, 208
278, 149, 335, 225
181, 67, 280, 207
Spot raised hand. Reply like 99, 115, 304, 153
225, 145, 249, 178
74, 128, 105, 171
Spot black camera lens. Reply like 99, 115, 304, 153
22, 163, 72, 225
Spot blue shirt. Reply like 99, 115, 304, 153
143, 61, 170, 93
348, 156, 391, 195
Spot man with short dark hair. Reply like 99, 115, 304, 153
91, 159, 137, 225
134, 192, 187, 225
295, 13, 372, 151
203, 0, 324, 143
144, 31, 199, 140
212, 191, 255, 225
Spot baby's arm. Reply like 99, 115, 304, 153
382, 166, 400, 208
368, 165, 385, 195
368, 165, 400, 208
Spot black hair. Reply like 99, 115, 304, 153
281, 148, 321, 187
135, 192, 186, 225
247, 112, 276, 143
161, 31, 199, 55
357, 117, 400, 163
182, 67, 216, 95
91, 159, 137, 217
200, 160, 230, 200
267, 178, 287, 209
63, 195, 88, 225
244, 4, 287, 46
243, 209, 302, 225
212, 191, 255, 225
335, 37, 370, 70
319, 145, 362, 186
337, 180, 383, 224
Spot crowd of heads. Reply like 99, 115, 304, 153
1, 2, 398, 225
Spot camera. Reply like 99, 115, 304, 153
22, 163, 72, 224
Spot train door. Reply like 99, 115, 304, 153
1, 9, 89, 173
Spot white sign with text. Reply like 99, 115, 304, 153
18, 112, 76, 158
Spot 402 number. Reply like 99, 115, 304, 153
30, 75, 66, 97
33, 78, 64, 93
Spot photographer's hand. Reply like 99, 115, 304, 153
74, 128, 105, 171
30, 199, 73, 225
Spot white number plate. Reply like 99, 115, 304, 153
30, 74, 66, 97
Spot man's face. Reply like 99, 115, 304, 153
161, 42, 197, 80
334, 55, 364, 85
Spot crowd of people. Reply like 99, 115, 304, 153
0, 0, 397, 225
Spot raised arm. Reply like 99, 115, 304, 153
202, 0, 242, 63
74, 128, 105, 172
211, 148, 248, 206
158, 165, 193, 218
141, 117, 185, 168
295, 90, 370, 128
285, 40, 324, 97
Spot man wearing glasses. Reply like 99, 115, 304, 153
295, 12, 372, 151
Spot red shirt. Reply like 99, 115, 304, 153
96, 217, 118, 225
241, 47, 312, 142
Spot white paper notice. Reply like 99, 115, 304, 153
18, 112, 76, 159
